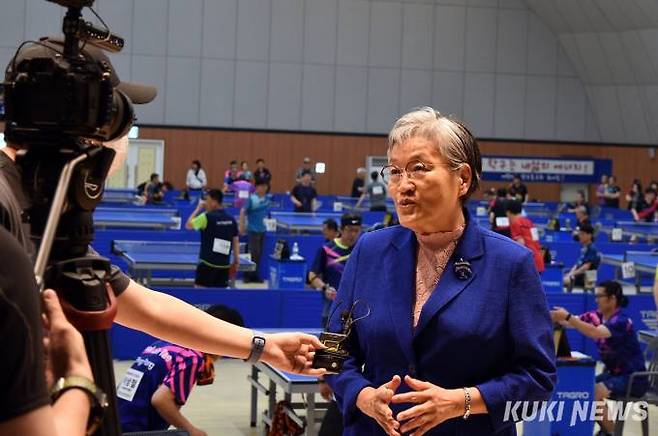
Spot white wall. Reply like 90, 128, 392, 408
0, 0, 598, 142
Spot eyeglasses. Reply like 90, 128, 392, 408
380, 160, 453, 184
594, 293, 609, 299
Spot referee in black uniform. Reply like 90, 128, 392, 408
185, 189, 240, 287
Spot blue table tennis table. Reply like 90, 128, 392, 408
94, 207, 180, 230
332, 195, 394, 212
601, 251, 658, 292
616, 221, 658, 241
271, 211, 379, 233
101, 188, 139, 204
248, 329, 326, 436
111, 240, 255, 286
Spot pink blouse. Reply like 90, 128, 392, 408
413, 224, 465, 327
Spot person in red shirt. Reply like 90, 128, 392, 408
631, 188, 658, 222
506, 200, 545, 273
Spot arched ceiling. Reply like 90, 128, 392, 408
525, 0, 658, 144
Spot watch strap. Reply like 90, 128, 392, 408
244, 332, 266, 364
51, 376, 108, 435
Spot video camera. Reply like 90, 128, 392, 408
1, 1, 156, 434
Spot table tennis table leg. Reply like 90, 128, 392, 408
263, 379, 276, 436
306, 393, 317, 436
635, 271, 641, 294
250, 365, 258, 427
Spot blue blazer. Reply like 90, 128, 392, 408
326, 211, 556, 435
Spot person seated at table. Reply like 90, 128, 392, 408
290, 170, 318, 213
567, 190, 590, 215
185, 189, 239, 288
631, 188, 658, 223
563, 222, 601, 290
118, 305, 245, 435
308, 213, 362, 327
321, 218, 339, 242
185, 160, 207, 199
355, 171, 388, 212
550, 281, 648, 435
506, 200, 544, 273
141, 173, 165, 204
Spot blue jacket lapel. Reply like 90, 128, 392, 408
414, 210, 485, 336
385, 228, 416, 364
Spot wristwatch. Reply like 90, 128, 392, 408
51, 375, 108, 436
244, 332, 267, 364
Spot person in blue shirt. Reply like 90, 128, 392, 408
551, 281, 648, 435
308, 213, 363, 327
118, 305, 244, 435
239, 180, 270, 283
564, 221, 601, 290
185, 189, 239, 287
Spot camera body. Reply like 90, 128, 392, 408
2, 0, 132, 147
3, 49, 132, 146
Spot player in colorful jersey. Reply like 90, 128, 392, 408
118, 305, 244, 435
551, 281, 647, 435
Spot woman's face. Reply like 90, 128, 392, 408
594, 288, 616, 312
388, 137, 468, 233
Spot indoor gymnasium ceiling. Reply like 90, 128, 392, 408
525, 0, 658, 144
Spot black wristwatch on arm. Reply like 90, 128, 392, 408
244, 332, 267, 364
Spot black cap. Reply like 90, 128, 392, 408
578, 222, 595, 234
341, 213, 362, 228
506, 200, 523, 215
5, 37, 157, 104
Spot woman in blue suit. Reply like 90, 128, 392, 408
325, 108, 556, 435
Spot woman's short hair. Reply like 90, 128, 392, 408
388, 107, 481, 202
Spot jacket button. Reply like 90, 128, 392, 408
408, 364, 416, 376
